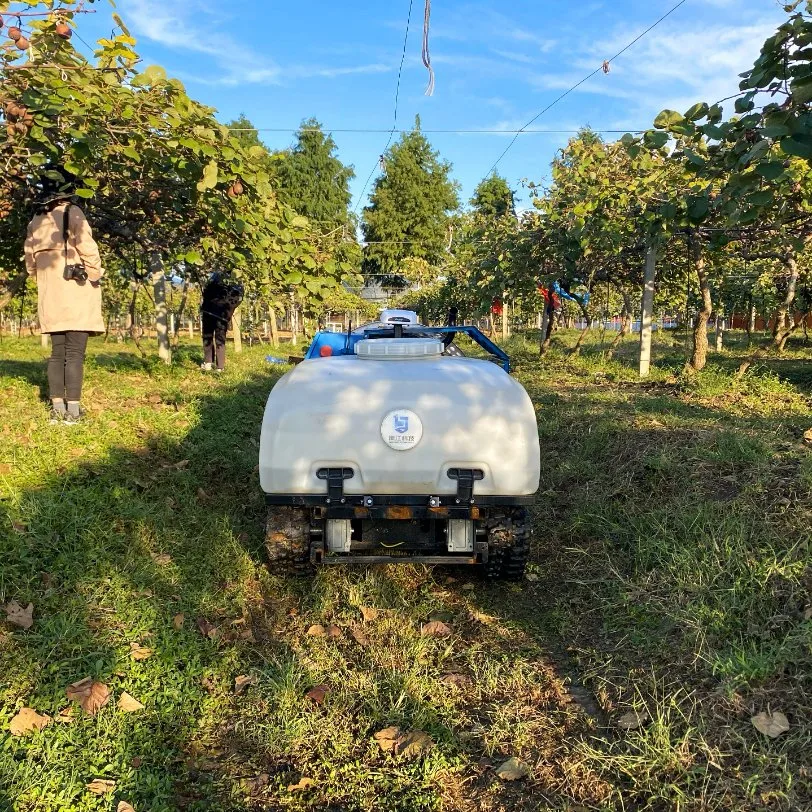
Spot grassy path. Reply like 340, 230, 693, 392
0, 334, 809, 811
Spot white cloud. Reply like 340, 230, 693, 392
121, 0, 392, 86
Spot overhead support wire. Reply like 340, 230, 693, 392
486, 0, 689, 175
353, 0, 415, 213
227, 127, 648, 135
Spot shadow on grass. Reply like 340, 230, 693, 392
0, 360, 605, 812
2, 344, 810, 811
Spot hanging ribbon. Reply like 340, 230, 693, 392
422, 0, 435, 96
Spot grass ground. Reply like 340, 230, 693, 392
0, 328, 809, 811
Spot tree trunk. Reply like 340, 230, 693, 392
539, 310, 558, 356
688, 241, 711, 372
539, 309, 549, 354
0, 271, 27, 312
747, 296, 756, 346
269, 305, 280, 346
606, 290, 633, 360
715, 317, 724, 352
172, 279, 190, 349
501, 293, 509, 342
232, 306, 243, 354
571, 301, 592, 357
773, 253, 801, 353
149, 253, 171, 364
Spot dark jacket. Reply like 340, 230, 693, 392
202, 278, 243, 322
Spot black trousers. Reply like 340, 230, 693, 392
202, 315, 228, 369
48, 331, 89, 402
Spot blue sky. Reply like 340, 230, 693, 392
79, 0, 788, 210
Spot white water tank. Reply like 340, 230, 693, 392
259, 354, 540, 497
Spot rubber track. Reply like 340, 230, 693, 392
264, 506, 312, 574
483, 507, 530, 581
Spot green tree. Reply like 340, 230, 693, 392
362, 117, 460, 285
470, 173, 515, 218
276, 118, 355, 228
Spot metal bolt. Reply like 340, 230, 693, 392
340, 498, 346, 504
455, 498, 460, 504
325, 498, 331, 504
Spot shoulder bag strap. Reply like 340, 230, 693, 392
62, 203, 72, 266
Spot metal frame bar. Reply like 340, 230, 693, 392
265, 493, 534, 507
362, 325, 511, 372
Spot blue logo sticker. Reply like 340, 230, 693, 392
394, 414, 409, 434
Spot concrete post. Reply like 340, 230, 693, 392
639, 245, 656, 377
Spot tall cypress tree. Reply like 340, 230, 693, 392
470, 173, 516, 218
362, 117, 460, 283
276, 118, 355, 227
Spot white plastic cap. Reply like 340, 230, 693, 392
356, 338, 444, 360
379, 309, 419, 325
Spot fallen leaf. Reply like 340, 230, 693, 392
196, 617, 217, 639
66, 678, 110, 716
129, 642, 153, 661
421, 620, 452, 638
197, 487, 208, 501
86, 779, 116, 795
496, 757, 530, 781
306, 624, 326, 637
173, 613, 185, 630
150, 552, 172, 566
617, 710, 649, 730
305, 684, 330, 704
461, 583, 475, 592
55, 706, 74, 724
9, 707, 51, 735
234, 675, 257, 695
396, 730, 434, 758
326, 624, 342, 639
117, 803, 136, 812
373, 726, 402, 753
751, 711, 790, 738
118, 692, 145, 713
5, 600, 34, 630
350, 626, 369, 646
201, 675, 217, 693
130, 757, 142, 768
287, 777, 316, 792
147, 394, 162, 404
0, 463, 11, 474
441, 673, 471, 688
803, 606, 812, 621
11, 521, 27, 533
803, 428, 812, 445
359, 606, 379, 622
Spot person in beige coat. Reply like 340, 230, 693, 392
24, 191, 104, 424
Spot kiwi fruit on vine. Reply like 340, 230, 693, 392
8, 26, 22, 41
15, 36, 29, 50
55, 23, 72, 39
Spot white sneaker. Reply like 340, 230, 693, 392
200, 362, 213, 371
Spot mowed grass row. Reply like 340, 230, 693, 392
0, 331, 810, 811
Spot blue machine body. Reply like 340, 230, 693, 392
304, 325, 511, 373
